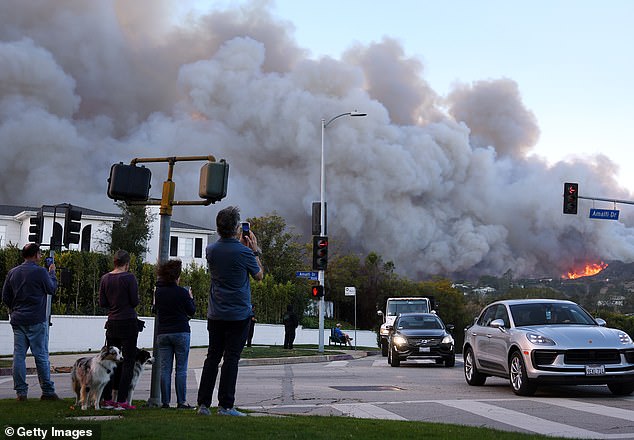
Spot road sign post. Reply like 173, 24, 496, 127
345, 287, 357, 349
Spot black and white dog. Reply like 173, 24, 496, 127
112, 348, 154, 405
71, 346, 123, 410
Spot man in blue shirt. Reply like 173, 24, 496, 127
197, 206, 263, 417
2, 243, 58, 401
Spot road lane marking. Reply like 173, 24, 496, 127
441, 400, 626, 439
331, 403, 407, 420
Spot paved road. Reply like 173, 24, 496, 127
4, 351, 634, 439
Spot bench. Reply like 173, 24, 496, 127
329, 328, 347, 346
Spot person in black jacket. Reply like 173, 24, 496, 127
99, 249, 139, 410
283, 304, 299, 349
155, 259, 196, 409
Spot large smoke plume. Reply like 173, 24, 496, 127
1, 0, 632, 279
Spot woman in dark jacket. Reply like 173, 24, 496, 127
155, 259, 196, 409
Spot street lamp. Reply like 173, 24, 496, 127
318, 111, 367, 352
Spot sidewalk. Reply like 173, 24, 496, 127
0, 347, 376, 376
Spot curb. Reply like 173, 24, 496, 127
0, 351, 379, 376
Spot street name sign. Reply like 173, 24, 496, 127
296, 271, 319, 280
589, 209, 619, 220
345, 287, 356, 296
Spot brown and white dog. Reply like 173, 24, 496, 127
71, 345, 123, 410
112, 348, 153, 405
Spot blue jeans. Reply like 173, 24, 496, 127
158, 332, 191, 405
11, 322, 55, 397
197, 318, 250, 409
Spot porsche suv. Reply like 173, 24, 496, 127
386, 312, 455, 367
463, 299, 634, 396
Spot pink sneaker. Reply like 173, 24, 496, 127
100, 400, 116, 409
114, 402, 136, 411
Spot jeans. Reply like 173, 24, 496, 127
158, 332, 191, 405
11, 322, 55, 396
103, 318, 138, 403
197, 318, 250, 409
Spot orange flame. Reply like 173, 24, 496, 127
564, 262, 608, 279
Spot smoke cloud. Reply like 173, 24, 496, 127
1, 0, 632, 279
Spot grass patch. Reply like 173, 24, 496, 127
0, 399, 565, 440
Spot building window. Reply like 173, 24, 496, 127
195, 238, 203, 258
81, 225, 91, 252
178, 237, 193, 257
170, 236, 178, 257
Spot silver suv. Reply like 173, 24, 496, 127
463, 299, 634, 396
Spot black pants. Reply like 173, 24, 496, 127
103, 319, 138, 403
284, 327, 296, 349
197, 318, 250, 409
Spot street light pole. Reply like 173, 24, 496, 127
318, 111, 366, 352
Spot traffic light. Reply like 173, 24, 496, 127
28, 211, 43, 243
312, 236, 328, 270
63, 205, 82, 246
563, 182, 579, 214
312, 285, 324, 298
199, 159, 229, 203
107, 163, 152, 201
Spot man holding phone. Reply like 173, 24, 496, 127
2, 243, 59, 402
197, 206, 263, 417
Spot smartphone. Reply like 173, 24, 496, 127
45, 257, 54, 269
241, 222, 250, 238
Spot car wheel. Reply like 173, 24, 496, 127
463, 347, 486, 386
388, 345, 400, 367
509, 351, 537, 396
381, 340, 388, 357
608, 382, 634, 396
445, 355, 455, 368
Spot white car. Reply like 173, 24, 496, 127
463, 299, 634, 396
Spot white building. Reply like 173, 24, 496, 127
0, 204, 215, 267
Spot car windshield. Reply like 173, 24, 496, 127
387, 300, 429, 316
397, 315, 442, 330
510, 303, 596, 326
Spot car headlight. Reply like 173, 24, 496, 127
618, 332, 633, 344
380, 326, 390, 336
526, 333, 555, 345
442, 334, 454, 344
392, 335, 408, 346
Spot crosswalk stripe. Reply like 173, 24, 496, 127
535, 398, 634, 421
441, 400, 622, 439
331, 403, 407, 420
325, 361, 348, 367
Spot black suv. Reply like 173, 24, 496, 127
387, 313, 455, 367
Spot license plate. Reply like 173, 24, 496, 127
585, 364, 605, 376
419, 347, 430, 353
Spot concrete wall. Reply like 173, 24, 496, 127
0, 316, 378, 355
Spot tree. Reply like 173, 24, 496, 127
247, 213, 306, 283
107, 202, 154, 258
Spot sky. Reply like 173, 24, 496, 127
3, 0, 634, 280
259, 0, 634, 192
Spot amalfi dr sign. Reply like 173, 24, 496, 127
589, 208, 620, 220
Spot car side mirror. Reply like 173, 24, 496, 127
490, 319, 506, 329
595, 317, 607, 327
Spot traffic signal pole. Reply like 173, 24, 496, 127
111, 155, 229, 407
